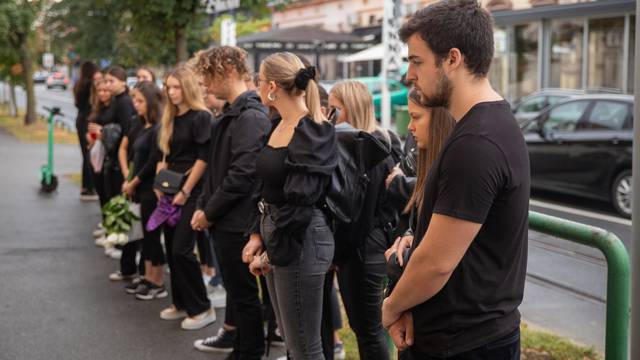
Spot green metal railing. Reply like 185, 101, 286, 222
528, 211, 630, 360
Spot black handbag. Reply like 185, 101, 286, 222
153, 154, 191, 195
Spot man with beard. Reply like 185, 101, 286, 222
381, 1, 530, 359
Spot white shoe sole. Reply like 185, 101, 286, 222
136, 290, 168, 300
160, 309, 187, 321
180, 312, 217, 330
194, 340, 234, 353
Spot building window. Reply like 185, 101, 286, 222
588, 17, 625, 91
490, 27, 509, 98
511, 22, 539, 100
550, 19, 584, 89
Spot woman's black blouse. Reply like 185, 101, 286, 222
255, 146, 288, 205
114, 91, 135, 134
256, 116, 338, 266
127, 117, 158, 191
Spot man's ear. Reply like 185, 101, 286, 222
444, 48, 464, 74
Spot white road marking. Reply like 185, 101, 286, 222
530, 199, 632, 227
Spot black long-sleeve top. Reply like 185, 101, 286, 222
197, 91, 272, 236
127, 117, 159, 192
113, 91, 135, 135
256, 116, 338, 266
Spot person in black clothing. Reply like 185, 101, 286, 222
384, 90, 455, 270
73, 61, 98, 200
87, 80, 123, 209
248, 52, 338, 360
102, 66, 141, 281
121, 81, 168, 300
327, 80, 400, 360
382, 2, 530, 359
191, 46, 270, 360
153, 66, 216, 330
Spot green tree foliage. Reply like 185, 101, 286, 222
0, 0, 42, 125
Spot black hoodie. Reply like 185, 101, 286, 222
197, 90, 272, 235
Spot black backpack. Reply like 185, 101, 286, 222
323, 123, 391, 227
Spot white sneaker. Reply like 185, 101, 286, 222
160, 306, 188, 321
93, 224, 106, 238
180, 308, 216, 330
109, 249, 122, 260
104, 247, 115, 257
207, 285, 227, 308
95, 235, 107, 247
109, 271, 135, 281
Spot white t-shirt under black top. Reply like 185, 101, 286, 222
410, 100, 530, 357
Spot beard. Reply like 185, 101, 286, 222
419, 68, 453, 108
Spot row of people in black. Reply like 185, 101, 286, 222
72, 1, 529, 359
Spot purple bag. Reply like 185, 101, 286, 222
146, 196, 182, 231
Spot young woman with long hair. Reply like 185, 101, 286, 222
155, 66, 216, 330
120, 81, 168, 300
248, 52, 338, 360
328, 80, 402, 360
136, 66, 156, 84
385, 89, 456, 272
73, 60, 98, 200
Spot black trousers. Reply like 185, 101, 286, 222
213, 231, 264, 360
76, 120, 94, 191
197, 231, 214, 267
93, 165, 123, 209
139, 191, 165, 266
120, 240, 143, 276
162, 196, 210, 316
337, 231, 390, 360
405, 328, 521, 360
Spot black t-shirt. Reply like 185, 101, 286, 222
256, 145, 289, 205
127, 116, 144, 162
131, 123, 158, 192
410, 101, 530, 357
164, 109, 212, 174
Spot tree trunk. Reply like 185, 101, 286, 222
175, 25, 188, 63
19, 40, 36, 125
8, 82, 17, 117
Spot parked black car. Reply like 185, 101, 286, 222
522, 94, 633, 218
512, 89, 585, 125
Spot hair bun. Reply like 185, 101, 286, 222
294, 66, 316, 90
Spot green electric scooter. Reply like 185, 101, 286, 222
40, 106, 62, 193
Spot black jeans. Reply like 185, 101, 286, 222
406, 328, 521, 360
76, 120, 94, 191
197, 231, 214, 267
162, 195, 210, 316
337, 229, 389, 360
213, 231, 264, 359
93, 166, 123, 209
139, 191, 165, 266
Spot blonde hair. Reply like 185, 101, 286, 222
330, 80, 377, 133
260, 52, 325, 123
158, 66, 211, 155
191, 46, 251, 84
404, 91, 456, 214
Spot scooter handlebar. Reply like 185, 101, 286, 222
42, 106, 64, 117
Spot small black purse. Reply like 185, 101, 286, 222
153, 154, 191, 195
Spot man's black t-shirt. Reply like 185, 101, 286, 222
410, 100, 530, 357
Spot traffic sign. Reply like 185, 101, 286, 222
43, 53, 54, 69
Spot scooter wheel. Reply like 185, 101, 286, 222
41, 175, 58, 193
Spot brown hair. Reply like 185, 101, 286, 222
405, 90, 456, 214
158, 66, 211, 155
88, 79, 111, 123
260, 52, 324, 123
192, 46, 251, 84
330, 80, 376, 133
133, 81, 163, 125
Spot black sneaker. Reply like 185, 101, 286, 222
125, 279, 147, 294
193, 327, 236, 353
135, 282, 168, 300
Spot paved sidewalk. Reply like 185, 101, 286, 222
0, 130, 284, 360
